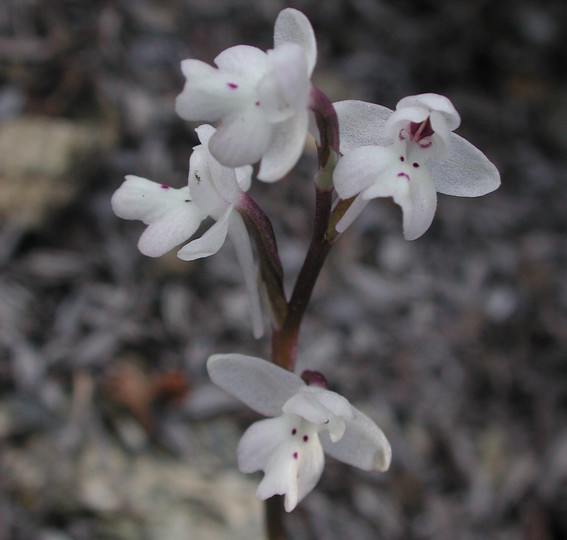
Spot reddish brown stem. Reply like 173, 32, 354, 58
271, 187, 332, 370
265, 496, 287, 540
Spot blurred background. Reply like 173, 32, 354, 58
1, 0, 566, 539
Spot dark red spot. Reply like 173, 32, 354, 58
397, 172, 410, 181
293, 452, 298, 459
400, 156, 405, 162
413, 162, 419, 168
227, 83, 238, 89
161, 185, 169, 190
255, 101, 260, 106
303, 435, 308, 442
291, 428, 297, 435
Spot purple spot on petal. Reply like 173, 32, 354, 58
397, 172, 410, 181
291, 428, 297, 436
255, 101, 260, 106
293, 452, 298, 459
303, 435, 308, 442
161, 185, 169, 190
400, 156, 404, 162
227, 83, 238, 90
413, 162, 419, 168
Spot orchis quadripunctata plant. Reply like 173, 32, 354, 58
332, 94, 501, 239
112, 124, 264, 338
175, 8, 317, 182
112, 6, 502, 531
207, 354, 391, 512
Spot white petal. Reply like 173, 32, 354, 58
273, 8, 317, 75
138, 203, 203, 257
214, 45, 269, 84
358, 159, 437, 240
235, 165, 253, 192
258, 44, 310, 123
429, 110, 450, 158
258, 111, 309, 182
228, 212, 264, 339
384, 106, 429, 140
430, 132, 501, 197
400, 166, 437, 241
111, 175, 189, 222
112, 176, 206, 257
334, 195, 370, 234
188, 145, 230, 218
334, 100, 393, 153
176, 206, 231, 260
320, 405, 391, 472
292, 435, 324, 511
194, 125, 247, 205
209, 106, 272, 168
283, 387, 352, 442
194, 123, 216, 146
256, 445, 299, 508
253, 418, 325, 512
333, 145, 399, 199
195, 124, 244, 204
237, 416, 293, 473
206, 354, 305, 417
396, 93, 460, 131
175, 60, 253, 121
204, 151, 244, 206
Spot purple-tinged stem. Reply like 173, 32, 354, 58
309, 86, 340, 190
271, 186, 332, 370
270, 88, 339, 370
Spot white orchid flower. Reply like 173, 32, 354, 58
332, 94, 501, 240
112, 125, 263, 338
111, 175, 206, 259
207, 353, 391, 512
175, 8, 317, 182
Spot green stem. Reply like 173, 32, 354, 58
327, 195, 356, 243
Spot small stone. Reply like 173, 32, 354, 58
0, 116, 117, 227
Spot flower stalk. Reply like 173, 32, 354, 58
271, 186, 332, 370
270, 86, 338, 371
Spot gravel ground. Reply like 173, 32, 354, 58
1, 1, 567, 539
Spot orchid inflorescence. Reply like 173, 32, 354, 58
112, 8, 500, 519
